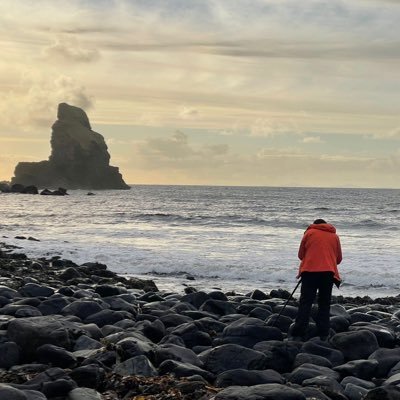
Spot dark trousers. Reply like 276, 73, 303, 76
292, 271, 334, 337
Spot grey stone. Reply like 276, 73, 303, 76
254, 340, 301, 373
301, 338, 344, 367
293, 352, 333, 369
215, 383, 306, 400
287, 363, 339, 385
0, 341, 20, 369
37, 344, 77, 368
199, 344, 267, 375
368, 347, 400, 377
74, 335, 102, 351
330, 330, 379, 360
22, 390, 47, 400
171, 322, 212, 348
8, 316, 71, 358
19, 283, 54, 297
158, 359, 214, 381
215, 368, 284, 387
61, 300, 104, 320
334, 359, 378, 380
154, 344, 203, 367
69, 364, 106, 389
343, 383, 369, 400
221, 317, 282, 347
341, 376, 375, 389
114, 355, 158, 377
0, 384, 27, 400
363, 386, 400, 399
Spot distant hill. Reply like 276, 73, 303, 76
11, 103, 130, 190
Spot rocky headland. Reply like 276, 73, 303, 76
1, 243, 400, 399
11, 103, 130, 190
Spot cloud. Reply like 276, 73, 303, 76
43, 36, 100, 63
250, 118, 300, 137
0, 74, 93, 130
134, 130, 230, 169
179, 106, 200, 119
139, 131, 195, 161
302, 136, 323, 143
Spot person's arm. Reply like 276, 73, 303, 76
336, 236, 342, 264
298, 235, 306, 260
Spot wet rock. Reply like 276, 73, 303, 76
38, 296, 70, 315
160, 313, 193, 328
334, 359, 378, 380
7, 316, 71, 359
61, 300, 104, 320
383, 372, 400, 385
42, 378, 77, 398
341, 376, 375, 389
330, 330, 379, 360
199, 344, 267, 375
215, 368, 284, 387
153, 344, 203, 367
116, 337, 155, 361
94, 284, 125, 297
221, 317, 283, 347
159, 359, 214, 381
330, 315, 351, 333
73, 335, 102, 351
293, 352, 333, 369
215, 383, 306, 400
114, 355, 158, 377
363, 385, 400, 399
0, 342, 21, 369
135, 319, 165, 343
298, 387, 331, 400
36, 344, 77, 368
301, 338, 344, 367
0, 384, 28, 400
171, 322, 212, 348
253, 340, 301, 373
350, 324, 396, 348
19, 283, 54, 297
0, 286, 20, 299
200, 300, 237, 316
368, 347, 400, 377
287, 363, 339, 385
59, 267, 82, 281
302, 375, 345, 399
69, 364, 105, 389
84, 309, 125, 327
265, 314, 293, 332
343, 383, 369, 400
249, 289, 269, 300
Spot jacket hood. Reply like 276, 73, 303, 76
307, 223, 336, 233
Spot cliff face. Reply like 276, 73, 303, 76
12, 103, 130, 190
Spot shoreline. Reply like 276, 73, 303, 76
1, 242, 400, 399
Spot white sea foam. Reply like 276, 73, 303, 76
1, 185, 400, 297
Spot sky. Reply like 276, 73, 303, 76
1, 0, 400, 188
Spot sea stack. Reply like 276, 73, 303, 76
11, 103, 130, 190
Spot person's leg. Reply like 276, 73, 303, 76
292, 273, 318, 337
316, 272, 334, 338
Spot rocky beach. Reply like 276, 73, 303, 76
0, 242, 400, 399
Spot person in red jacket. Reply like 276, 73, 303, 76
291, 218, 342, 340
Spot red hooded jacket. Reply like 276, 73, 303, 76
297, 223, 342, 282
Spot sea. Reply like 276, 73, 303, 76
1, 185, 400, 298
